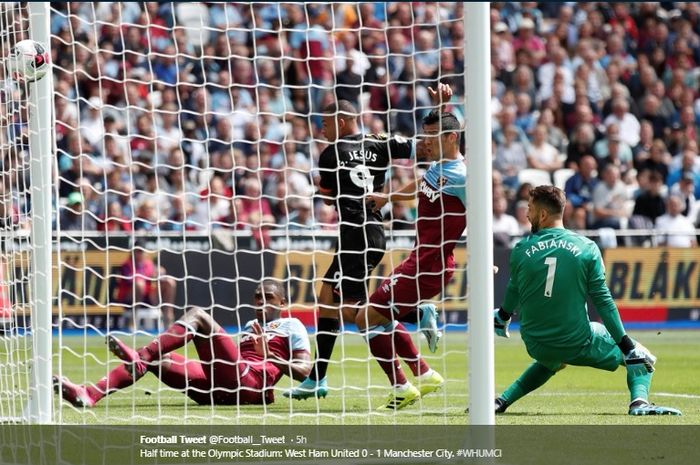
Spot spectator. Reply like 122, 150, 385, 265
133, 199, 161, 232
59, 193, 97, 231
192, 176, 232, 229
514, 93, 537, 135
537, 108, 568, 154
133, 172, 171, 221
597, 133, 633, 178
565, 123, 596, 169
572, 39, 607, 107
494, 102, 531, 151
652, 80, 676, 123
513, 199, 531, 236
511, 18, 545, 66
638, 139, 671, 182
591, 164, 629, 230
80, 96, 105, 147
537, 45, 573, 105
335, 56, 363, 107
113, 241, 177, 328
162, 195, 199, 232
413, 30, 439, 80
76, 176, 103, 218
287, 200, 315, 230
594, 123, 634, 167
655, 195, 698, 248
667, 149, 700, 197
236, 177, 274, 247
564, 155, 598, 229
632, 120, 655, 167
25, 2, 698, 248
527, 124, 562, 174
154, 104, 182, 156
603, 98, 641, 147
632, 170, 667, 223
492, 22, 515, 73
676, 105, 699, 144
600, 33, 636, 72
639, 94, 669, 139
492, 195, 519, 246
99, 201, 132, 232
670, 171, 698, 218
511, 65, 538, 107
494, 124, 528, 189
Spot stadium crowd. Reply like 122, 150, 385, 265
2, 2, 700, 247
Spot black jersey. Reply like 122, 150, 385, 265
318, 133, 414, 225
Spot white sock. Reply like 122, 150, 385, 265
416, 369, 435, 380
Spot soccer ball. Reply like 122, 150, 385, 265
6, 40, 50, 83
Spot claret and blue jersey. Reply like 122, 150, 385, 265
415, 156, 467, 269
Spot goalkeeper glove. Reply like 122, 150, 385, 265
621, 337, 656, 376
494, 308, 511, 338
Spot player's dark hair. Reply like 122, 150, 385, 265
529, 185, 566, 216
261, 278, 288, 304
323, 100, 357, 120
422, 111, 462, 144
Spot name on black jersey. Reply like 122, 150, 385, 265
419, 179, 441, 203
348, 149, 378, 163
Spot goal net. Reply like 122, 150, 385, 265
0, 1, 43, 423
44, 2, 468, 424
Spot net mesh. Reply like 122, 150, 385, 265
46, 2, 468, 424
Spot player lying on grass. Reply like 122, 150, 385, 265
348, 109, 466, 410
491, 186, 681, 416
285, 85, 452, 402
55, 279, 311, 407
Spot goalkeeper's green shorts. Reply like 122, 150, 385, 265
525, 322, 625, 372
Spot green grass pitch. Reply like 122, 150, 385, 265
54, 330, 699, 425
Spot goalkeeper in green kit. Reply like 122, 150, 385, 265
492, 186, 681, 416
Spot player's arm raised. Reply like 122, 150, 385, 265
428, 82, 453, 112
366, 180, 418, 213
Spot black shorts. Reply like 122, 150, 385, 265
322, 223, 386, 303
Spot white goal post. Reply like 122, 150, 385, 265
465, 2, 495, 427
26, 0, 54, 424
0, 1, 53, 424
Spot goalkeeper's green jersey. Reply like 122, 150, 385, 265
502, 227, 626, 349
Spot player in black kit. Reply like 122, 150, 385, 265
285, 85, 453, 400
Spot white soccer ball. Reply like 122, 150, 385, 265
6, 40, 50, 83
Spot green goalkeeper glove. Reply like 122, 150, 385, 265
494, 308, 510, 338
623, 339, 656, 376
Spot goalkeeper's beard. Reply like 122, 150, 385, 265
530, 218, 540, 234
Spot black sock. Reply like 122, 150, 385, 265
310, 318, 340, 381
397, 308, 420, 325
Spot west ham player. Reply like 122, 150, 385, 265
492, 186, 681, 416
55, 280, 311, 407
285, 85, 452, 401
356, 110, 466, 410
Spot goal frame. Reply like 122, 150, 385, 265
26, 1, 54, 424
